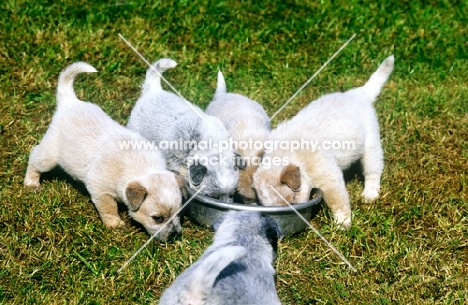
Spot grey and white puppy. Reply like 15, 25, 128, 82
128, 59, 244, 202
158, 211, 283, 305
206, 71, 271, 204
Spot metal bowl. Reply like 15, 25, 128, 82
186, 187, 323, 236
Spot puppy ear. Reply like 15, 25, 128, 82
256, 148, 265, 159
175, 174, 188, 198
190, 164, 207, 186
234, 152, 247, 169
126, 181, 148, 211
261, 214, 283, 254
280, 164, 301, 191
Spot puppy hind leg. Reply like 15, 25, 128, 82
92, 193, 126, 229
24, 143, 59, 190
361, 142, 384, 203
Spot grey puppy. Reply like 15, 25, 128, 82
128, 59, 245, 202
158, 211, 283, 305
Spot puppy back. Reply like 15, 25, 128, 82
187, 246, 247, 301
57, 62, 97, 105
159, 246, 247, 305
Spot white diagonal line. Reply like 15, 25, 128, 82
268, 185, 357, 272
117, 186, 206, 274
118, 33, 206, 121
269, 34, 356, 121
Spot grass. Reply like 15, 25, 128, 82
0, 0, 467, 304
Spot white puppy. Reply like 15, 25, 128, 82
127, 59, 244, 202
253, 55, 394, 229
206, 71, 271, 204
24, 62, 182, 241
158, 211, 282, 305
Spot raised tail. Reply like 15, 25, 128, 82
56, 62, 97, 106
362, 55, 394, 103
142, 58, 177, 94
214, 70, 227, 99
186, 246, 247, 301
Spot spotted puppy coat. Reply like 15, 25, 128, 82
158, 211, 282, 305
127, 59, 244, 202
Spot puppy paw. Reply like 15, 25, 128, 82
334, 211, 351, 230
362, 187, 380, 203
103, 218, 126, 230
24, 180, 41, 192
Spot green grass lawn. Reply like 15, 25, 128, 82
1, 0, 467, 304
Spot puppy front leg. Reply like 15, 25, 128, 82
321, 181, 352, 230
92, 194, 126, 229
309, 162, 351, 230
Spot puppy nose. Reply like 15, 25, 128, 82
168, 230, 182, 242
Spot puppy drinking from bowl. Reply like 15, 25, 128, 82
253, 55, 394, 229
24, 62, 182, 241
127, 59, 245, 202
206, 71, 271, 204
158, 211, 282, 305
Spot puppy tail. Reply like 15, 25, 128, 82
142, 58, 177, 94
188, 246, 247, 297
57, 62, 97, 105
214, 70, 227, 98
362, 55, 394, 103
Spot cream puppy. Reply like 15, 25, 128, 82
127, 59, 244, 202
205, 71, 271, 204
24, 62, 182, 241
253, 55, 394, 229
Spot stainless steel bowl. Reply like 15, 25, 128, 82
186, 188, 323, 236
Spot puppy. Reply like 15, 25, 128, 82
127, 59, 244, 202
253, 55, 395, 229
206, 71, 271, 204
24, 62, 182, 241
158, 211, 282, 305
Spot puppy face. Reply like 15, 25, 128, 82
253, 163, 309, 206
188, 151, 244, 202
126, 173, 182, 241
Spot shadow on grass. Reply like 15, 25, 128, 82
343, 160, 364, 184
40, 166, 89, 196
39, 166, 137, 226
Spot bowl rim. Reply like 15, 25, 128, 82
186, 187, 323, 213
